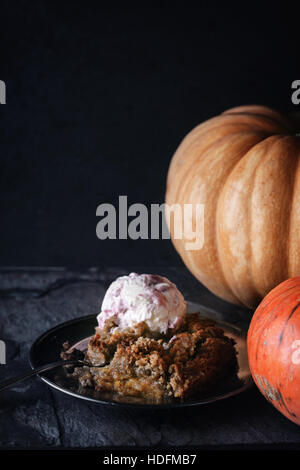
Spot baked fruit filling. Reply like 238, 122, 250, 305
62, 313, 237, 403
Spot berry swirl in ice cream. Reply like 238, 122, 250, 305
97, 273, 187, 334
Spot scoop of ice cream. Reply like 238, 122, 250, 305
97, 273, 187, 334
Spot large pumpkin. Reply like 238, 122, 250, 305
166, 105, 300, 309
247, 277, 300, 425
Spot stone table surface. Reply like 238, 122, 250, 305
0, 267, 299, 449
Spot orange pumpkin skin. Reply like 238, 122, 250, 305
247, 277, 300, 425
166, 105, 300, 308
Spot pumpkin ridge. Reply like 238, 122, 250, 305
168, 131, 244, 212
285, 139, 300, 278
287, 141, 300, 277
248, 135, 295, 299
223, 111, 292, 134
187, 132, 267, 305
247, 139, 268, 306
214, 132, 269, 306
216, 134, 278, 307
223, 105, 293, 132
176, 130, 269, 215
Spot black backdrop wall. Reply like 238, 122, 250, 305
0, 1, 298, 267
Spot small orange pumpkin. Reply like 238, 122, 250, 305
166, 105, 300, 308
247, 277, 300, 425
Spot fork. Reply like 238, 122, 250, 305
0, 359, 98, 392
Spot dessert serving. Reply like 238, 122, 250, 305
62, 273, 238, 403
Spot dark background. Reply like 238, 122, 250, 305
1, 1, 298, 267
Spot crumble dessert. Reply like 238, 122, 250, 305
62, 313, 237, 402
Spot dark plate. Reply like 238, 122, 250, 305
29, 302, 253, 409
